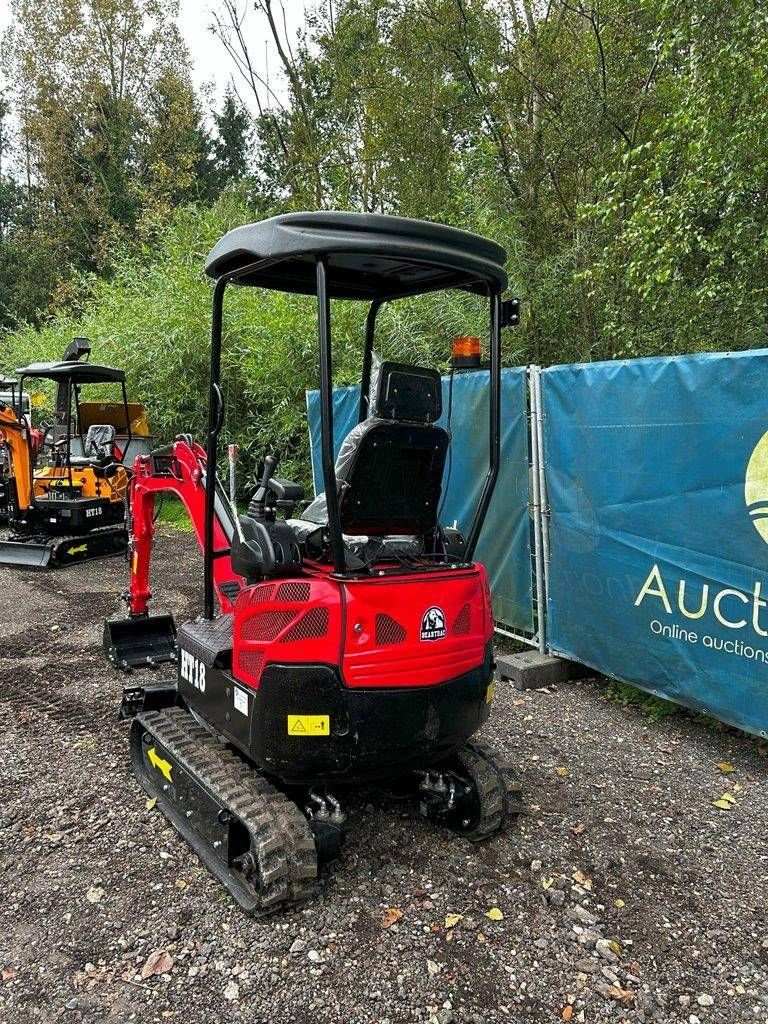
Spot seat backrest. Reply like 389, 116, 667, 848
336, 362, 448, 536
337, 419, 448, 535
84, 423, 116, 460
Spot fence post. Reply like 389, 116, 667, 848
533, 367, 550, 608
227, 443, 239, 505
528, 366, 547, 654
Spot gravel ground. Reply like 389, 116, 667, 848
1, 530, 768, 1024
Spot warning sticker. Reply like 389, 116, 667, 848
485, 681, 495, 704
234, 687, 249, 716
287, 714, 330, 737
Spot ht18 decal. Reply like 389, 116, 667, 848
180, 649, 206, 692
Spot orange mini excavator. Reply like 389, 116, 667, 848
0, 349, 140, 568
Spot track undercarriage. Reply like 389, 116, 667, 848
0, 525, 127, 569
132, 707, 319, 914
130, 702, 522, 915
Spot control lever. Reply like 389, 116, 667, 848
249, 454, 279, 517
259, 454, 278, 491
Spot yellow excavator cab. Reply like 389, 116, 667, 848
77, 400, 150, 437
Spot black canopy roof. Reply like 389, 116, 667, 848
205, 211, 508, 299
16, 361, 126, 384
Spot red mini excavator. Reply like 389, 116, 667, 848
104, 212, 522, 914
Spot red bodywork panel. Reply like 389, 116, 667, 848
341, 568, 490, 687
233, 577, 343, 688
232, 565, 492, 691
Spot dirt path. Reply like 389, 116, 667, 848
1, 531, 767, 1024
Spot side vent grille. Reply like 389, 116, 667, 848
241, 610, 296, 642
237, 650, 264, 680
281, 608, 329, 643
375, 613, 407, 646
452, 603, 471, 635
276, 581, 311, 603
247, 584, 275, 605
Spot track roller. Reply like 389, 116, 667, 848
131, 706, 317, 914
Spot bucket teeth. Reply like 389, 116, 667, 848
131, 707, 318, 915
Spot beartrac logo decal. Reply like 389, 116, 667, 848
420, 606, 446, 641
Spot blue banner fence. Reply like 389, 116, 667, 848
307, 368, 536, 637
541, 350, 768, 736
308, 349, 768, 736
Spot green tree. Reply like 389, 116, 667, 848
581, 0, 768, 356
212, 87, 252, 187
0, 92, 61, 327
141, 65, 211, 213
1, 0, 208, 299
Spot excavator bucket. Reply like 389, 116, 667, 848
103, 614, 178, 672
0, 538, 53, 569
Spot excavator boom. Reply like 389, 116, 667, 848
104, 437, 243, 672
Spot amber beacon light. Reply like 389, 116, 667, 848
451, 335, 482, 369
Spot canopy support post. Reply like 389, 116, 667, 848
359, 299, 382, 423
463, 287, 502, 561
204, 276, 227, 620
316, 258, 346, 575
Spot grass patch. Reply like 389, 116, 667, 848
153, 493, 247, 533
602, 678, 680, 723
155, 495, 195, 533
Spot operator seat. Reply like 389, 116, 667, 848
84, 423, 117, 460
289, 361, 449, 560
68, 424, 118, 469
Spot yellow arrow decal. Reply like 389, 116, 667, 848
66, 544, 87, 556
147, 746, 173, 782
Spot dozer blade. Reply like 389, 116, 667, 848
0, 538, 53, 569
103, 613, 178, 672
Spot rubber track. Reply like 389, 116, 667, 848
456, 740, 524, 841
137, 707, 317, 913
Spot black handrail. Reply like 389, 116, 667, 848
316, 258, 346, 575
463, 286, 502, 560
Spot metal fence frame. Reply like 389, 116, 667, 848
493, 365, 548, 652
